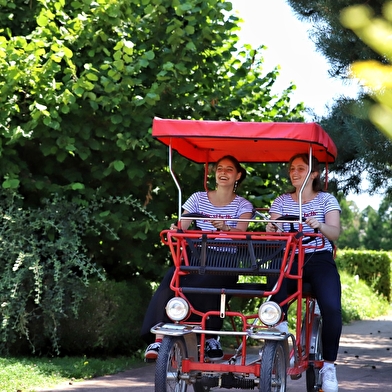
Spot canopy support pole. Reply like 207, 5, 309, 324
168, 141, 183, 223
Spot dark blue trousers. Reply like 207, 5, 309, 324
272, 251, 342, 362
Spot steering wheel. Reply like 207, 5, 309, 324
276, 215, 305, 230
275, 215, 318, 242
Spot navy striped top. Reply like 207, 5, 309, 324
269, 192, 341, 252
182, 191, 253, 231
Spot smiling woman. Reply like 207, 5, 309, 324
267, 152, 342, 392
141, 154, 253, 361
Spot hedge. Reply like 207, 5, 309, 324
336, 250, 391, 301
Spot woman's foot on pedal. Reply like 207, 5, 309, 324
144, 342, 161, 361
205, 338, 224, 361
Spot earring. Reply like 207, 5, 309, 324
233, 180, 238, 193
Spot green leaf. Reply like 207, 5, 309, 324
2, 179, 19, 189
144, 50, 155, 60
185, 25, 195, 35
113, 160, 125, 172
86, 72, 98, 81
71, 182, 85, 190
111, 114, 123, 124
37, 14, 49, 27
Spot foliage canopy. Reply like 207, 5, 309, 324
286, 0, 392, 199
0, 0, 307, 354
0, 0, 305, 281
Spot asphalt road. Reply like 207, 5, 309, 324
34, 313, 392, 392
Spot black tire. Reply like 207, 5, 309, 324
155, 336, 188, 392
259, 340, 287, 392
306, 364, 321, 392
305, 316, 323, 392
193, 381, 211, 392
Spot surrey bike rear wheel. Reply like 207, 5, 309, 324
259, 340, 287, 392
155, 336, 189, 392
306, 316, 323, 392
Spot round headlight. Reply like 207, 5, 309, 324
258, 301, 282, 326
166, 297, 190, 321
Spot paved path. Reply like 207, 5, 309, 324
34, 313, 392, 392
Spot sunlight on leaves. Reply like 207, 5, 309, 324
341, 3, 392, 139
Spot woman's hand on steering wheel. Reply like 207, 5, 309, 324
304, 217, 322, 231
274, 215, 319, 236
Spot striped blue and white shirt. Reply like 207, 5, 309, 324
182, 191, 253, 231
269, 192, 341, 253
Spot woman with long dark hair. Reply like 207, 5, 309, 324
267, 153, 342, 392
141, 155, 253, 361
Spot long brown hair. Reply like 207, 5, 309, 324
288, 153, 322, 192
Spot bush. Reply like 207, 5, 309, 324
58, 278, 152, 356
222, 265, 390, 342
336, 250, 391, 300
286, 270, 390, 329
0, 192, 106, 355
339, 271, 390, 321
0, 191, 154, 356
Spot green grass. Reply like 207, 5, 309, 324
286, 270, 391, 330
339, 270, 391, 321
1, 271, 391, 392
1, 356, 142, 392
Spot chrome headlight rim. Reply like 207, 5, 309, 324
165, 297, 190, 322
258, 301, 282, 326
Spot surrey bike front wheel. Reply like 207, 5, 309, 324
259, 340, 287, 392
155, 336, 189, 392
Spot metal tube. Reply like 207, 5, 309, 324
168, 142, 183, 223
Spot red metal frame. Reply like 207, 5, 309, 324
160, 228, 325, 376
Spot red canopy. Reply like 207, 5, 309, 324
152, 118, 337, 164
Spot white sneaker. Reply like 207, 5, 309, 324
320, 364, 338, 392
275, 321, 289, 334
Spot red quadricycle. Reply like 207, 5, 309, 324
151, 118, 337, 392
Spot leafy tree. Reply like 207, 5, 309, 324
340, 3, 392, 139
0, 0, 305, 284
362, 196, 392, 250
336, 196, 362, 249
360, 205, 381, 250
286, 0, 392, 199
337, 194, 392, 251
0, 0, 309, 354
378, 196, 392, 250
